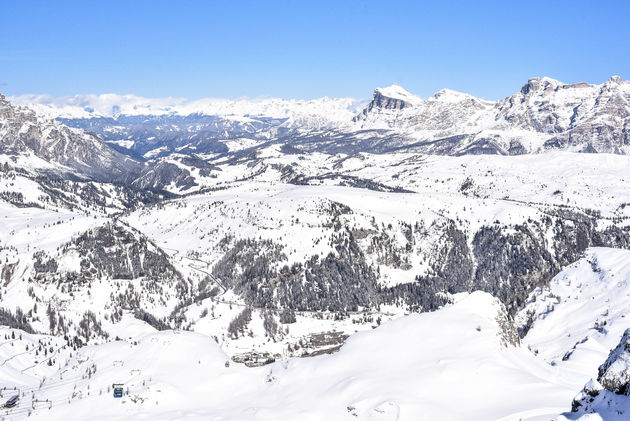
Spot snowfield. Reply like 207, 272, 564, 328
0, 248, 629, 420
0, 292, 586, 421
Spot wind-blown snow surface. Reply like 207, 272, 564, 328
516, 248, 630, 420
0, 292, 576, 421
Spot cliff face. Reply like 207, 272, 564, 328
0, 93, 141, 181
570, 328, 630, 418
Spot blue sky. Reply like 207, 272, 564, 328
1, 0, 629, 100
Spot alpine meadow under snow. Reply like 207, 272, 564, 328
1, 75, 630, 420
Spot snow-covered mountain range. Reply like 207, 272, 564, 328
11, 75, 630, 160
0, 94, 139, 180
2, 77, 630, 419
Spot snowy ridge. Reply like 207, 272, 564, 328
10, 93, 365, 125
10, 75, 630, 157
374, 83, 422, 105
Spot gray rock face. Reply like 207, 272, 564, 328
570, 329, 630, 416
0, 94, 141, 181
598, 328, 630, 395
356, 87, 417, 116
23, 76, 630, 164
352, 76, 630, 156
498, 76, 630, 154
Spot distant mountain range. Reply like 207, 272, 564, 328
6, 76, 629, 167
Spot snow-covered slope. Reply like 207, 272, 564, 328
516, 248, 630, 419
4, 147, 630, 359
6, 245, 630, 420
564, 328, 630, 420
518, 248, 630, 369
0, 292, 585, 421
4, 77, 630, 419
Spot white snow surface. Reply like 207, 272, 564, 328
374, 84, 422, 105
0, 292, 581, 421
517, 248, 630, 420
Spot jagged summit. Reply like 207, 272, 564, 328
518, 76, 563, 96
351, 84, 422, 125
430, 88, 478, 103
6, 75, 630, 158
373, 84, 422, 106
607, 75, 623, 85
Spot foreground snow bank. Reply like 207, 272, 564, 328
17, 292, 573, 421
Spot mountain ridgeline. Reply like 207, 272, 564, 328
2, 76, 630, 343
11, 75, 630, 166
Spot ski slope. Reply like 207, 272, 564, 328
0, 292, 582, 421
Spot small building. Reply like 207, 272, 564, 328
112, 384, 124, 398
4, 394, 19, 408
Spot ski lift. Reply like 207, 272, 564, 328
112, 384, 124, 398
3, 394, 19, 408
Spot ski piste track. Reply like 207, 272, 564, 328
0, 332, 167, 418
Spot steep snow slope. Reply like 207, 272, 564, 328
563, 328, 630, 420
0, 292, 580, 421
518, 248, 630, 373
516, 248, 630, 419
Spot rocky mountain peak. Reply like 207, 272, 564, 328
608, 75, 623, 85
0, 91, 141, 180
370, 84, 421, 110
351, 83, 423, 125
430, 88, 477, 103
519, 77, 562, 96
